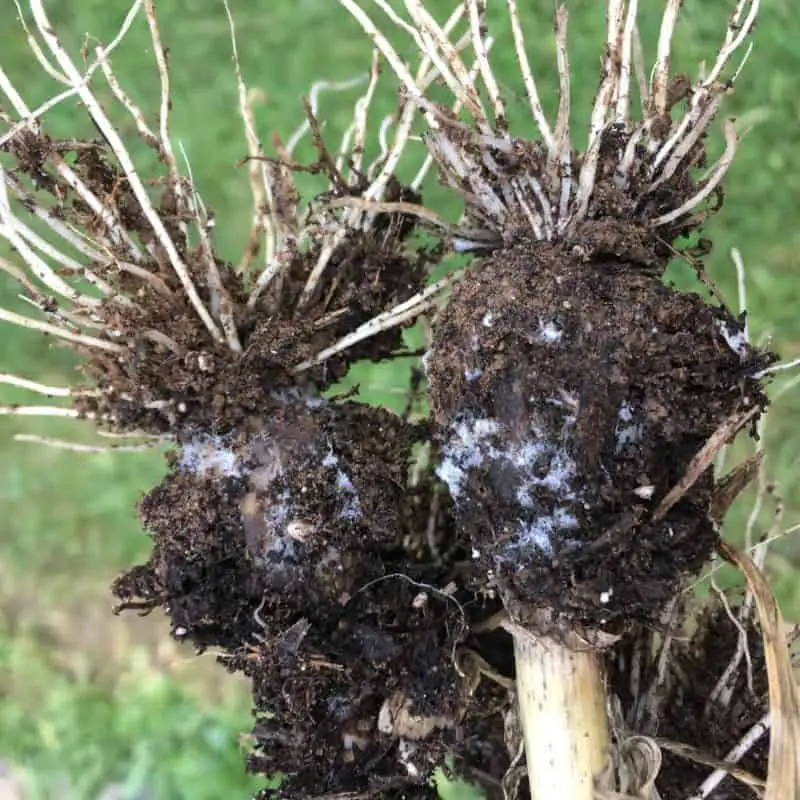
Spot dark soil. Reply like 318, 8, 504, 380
425, 233, 776, 632
113, 394, 515, 798
5, 131, 431, 437
611, 604, 769, 799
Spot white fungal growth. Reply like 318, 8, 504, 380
180, 434, 241, 477
482, 310, 494, 328
323, 447, 362, 521
600, 588, 614, 604
513, 508, 579, 556
420, 350, 431, 374
537, 319, 562, 343
716, 318, 748, 360
615, 401, 643, 454
439, 411, 579, 502
464, 367, 483, 382
436, 416, 501, 499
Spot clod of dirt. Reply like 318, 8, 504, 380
425, 234, 776, 631
112, 394, 506, 797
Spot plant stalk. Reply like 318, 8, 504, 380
513, 630, 610, 800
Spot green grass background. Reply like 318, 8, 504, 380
1, 1, 798, 797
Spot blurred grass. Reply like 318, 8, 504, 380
1, 0, 799, 796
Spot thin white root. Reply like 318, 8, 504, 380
754, 358, 800, 379
284, 74, 369, 157
652, 119, 738, 227
0, 307, 125, 353
651, 0, 682, 114
13, 433, 157, 453
0, 374, 97, 397
506, 0, 555, 155
325, 197, 453, 233
688, 712, 771, 800
0, 405, 84, 418
27, 0, 225, 347
295, 273, 459, 372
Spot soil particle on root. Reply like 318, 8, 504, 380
52, 140, 431, 437
425, 233, 776, 630
80, 225, 427, 437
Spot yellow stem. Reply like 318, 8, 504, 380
513, 631, 610, 800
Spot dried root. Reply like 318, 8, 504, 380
340, 0, 760, 255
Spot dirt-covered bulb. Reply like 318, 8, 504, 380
426, 236, 776, 629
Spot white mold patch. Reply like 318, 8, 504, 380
464, 367, 483, 382
716, 318, 748, 360
420, 350, 431, 374
180, 434, 240, 478
439, 411, 580, 525
436, 416, 501, 499
614, 401, 643, 454
322, 447, 362, 521
511, 507, 579, 556
537, 318, 562, 344
482, 310, 494, 328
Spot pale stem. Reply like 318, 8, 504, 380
222, 0, 284, 278
615, 0, 639, 121
552, 6, 572, 225
3, 174, 106, 263
11, 0, 69, 83
403, 0, 490, 129
294, 272, 458, 372
409, 27, 487, 195
754, 358, 800, 379
632, 24, 649, 114
326, 197, 453, 233
574, 0, 625, 225
653, 119, 738, 227
651, 95, 724, 187
97, 52, 158, 147
349, 49, 381, 178
373, 0, 466, 123
0, 173, 111, 299
702, 0, 760, 88
366, 4, 466, 203
0, 374, 95, 397
142, 0, 182, 192
14, 434, 155, 453
338, 0, 440, 136
466, 0, 506, 129
0, 405, 84, 418
2, 0, 143, 148
731, 248, 750, 342
513, 630, 610, 800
